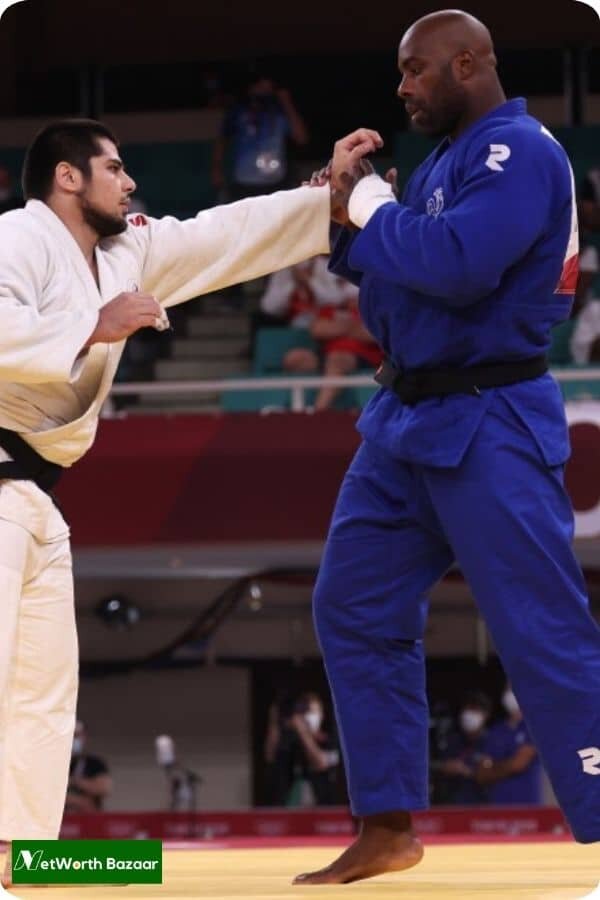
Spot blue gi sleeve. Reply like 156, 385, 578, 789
327, 224, 363, 287
347, 127, 564, 306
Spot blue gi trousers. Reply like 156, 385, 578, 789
313, 394, 600, 842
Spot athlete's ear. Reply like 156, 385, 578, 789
55, 161, 84, 194
453, 50, 475, 82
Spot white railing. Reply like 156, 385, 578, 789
109, 368, 600, 413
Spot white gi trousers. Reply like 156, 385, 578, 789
0, 479, 77, 840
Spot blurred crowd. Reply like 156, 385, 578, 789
260, 681, 544, 809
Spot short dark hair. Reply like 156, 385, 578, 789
22, 118, 119, 202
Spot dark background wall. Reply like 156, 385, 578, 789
0, 0, 597, 125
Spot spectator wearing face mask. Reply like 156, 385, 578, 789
434, 691, 492, 805
64, 720, 112, 813
475, 685, 542, 804
263, 691, 340, 806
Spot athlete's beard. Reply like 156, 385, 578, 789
79, 193, 128, 238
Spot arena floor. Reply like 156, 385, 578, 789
2, 838, 599, 900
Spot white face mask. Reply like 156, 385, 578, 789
72, 737, 84, 756
460, 710, 485, 734
502, 690, 520, 716
304, 710, 323, 733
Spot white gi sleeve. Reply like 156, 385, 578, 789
0, 221, 98, 384
138, 184, 331, 307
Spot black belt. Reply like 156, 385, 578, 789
374, 355, 548, 405
0, 427, 63, 493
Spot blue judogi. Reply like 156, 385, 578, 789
315, 99, 600, 842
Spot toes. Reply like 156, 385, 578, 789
292, 870, 329, 885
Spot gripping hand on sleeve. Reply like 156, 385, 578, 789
329, 129, 383, 225
82, 291, 170, 350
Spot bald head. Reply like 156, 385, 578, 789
397, 9, 505, 139
401, 10, 497, 72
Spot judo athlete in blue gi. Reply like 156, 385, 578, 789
293, 9, 600, 887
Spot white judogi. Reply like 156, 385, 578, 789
0, 186, 330, 840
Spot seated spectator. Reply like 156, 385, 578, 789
305, 300, 383, 411
264, 691, 340, 807
258, 256, 345, 330
64, 720, 112, 812
475, 684, 542, 804
434, 691, 492, 805
257, 256, 382, 409
570, 243, 600, 364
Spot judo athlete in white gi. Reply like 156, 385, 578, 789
0, 118, 379, 886
294, 10, 600, 888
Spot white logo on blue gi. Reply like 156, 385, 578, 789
486, 144, 511, 172
426, 187, 444, 218
578, 746, 600, 775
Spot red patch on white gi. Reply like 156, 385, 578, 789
129, 214, 148, 227
555, 253, 579, 295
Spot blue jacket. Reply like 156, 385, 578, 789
330, 99, 579, 466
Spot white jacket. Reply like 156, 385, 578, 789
0, 187, 330, 465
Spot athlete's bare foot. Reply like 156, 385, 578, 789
292, 811, 424, 885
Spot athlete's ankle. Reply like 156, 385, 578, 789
361, 810, 413, 834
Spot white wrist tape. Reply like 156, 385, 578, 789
348, 174, 396, 228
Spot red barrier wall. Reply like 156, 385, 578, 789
60, 806, 569, 841
54, 411, 600, 545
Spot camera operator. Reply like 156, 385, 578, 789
264, 691, 340, 806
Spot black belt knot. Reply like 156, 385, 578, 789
374, 355, 548, 406
0, 427, 63, 493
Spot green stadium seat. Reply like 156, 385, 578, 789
252, 327, 317, 374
